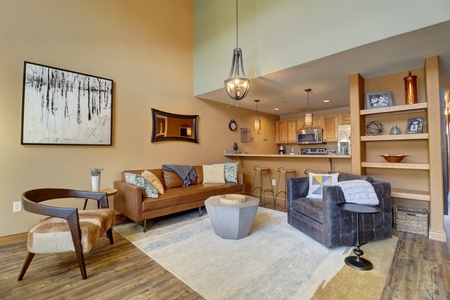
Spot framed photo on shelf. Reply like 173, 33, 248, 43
406, 117, 424, 134
21, 61, 113, 145
365, 91, 393, 109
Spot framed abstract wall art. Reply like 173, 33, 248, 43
21, 62, 113, 145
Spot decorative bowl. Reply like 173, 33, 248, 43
219, 194, 246, 204
380, 154, 408, 163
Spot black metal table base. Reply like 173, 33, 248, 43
345, 255, 373, 271
336, 203, 381, 272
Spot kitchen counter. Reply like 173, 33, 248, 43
224, 153, 351, 159
224, 152, 350, 171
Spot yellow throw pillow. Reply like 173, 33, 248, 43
142, 170, 165, 194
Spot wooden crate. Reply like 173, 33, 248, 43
395, 206, 428, 236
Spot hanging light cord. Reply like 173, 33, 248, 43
307, 92, 310, 112
305, 88, 311, 112
235, 0, 239, 48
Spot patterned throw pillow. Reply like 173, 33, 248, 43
215, 162, 238, 183
307, 172, 339, 199
141, 170, 165, 194
124, 172, 158, 198
202, 164, 225, 183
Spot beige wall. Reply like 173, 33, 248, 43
194, 0, 450, 95
0, 0, 279, 237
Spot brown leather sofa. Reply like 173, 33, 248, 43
113, 166, 244, 232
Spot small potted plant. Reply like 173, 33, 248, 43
90, 167, 103, 192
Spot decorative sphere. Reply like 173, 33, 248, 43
365, 121, 384, 136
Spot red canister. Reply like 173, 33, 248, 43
404, 71, 418, 104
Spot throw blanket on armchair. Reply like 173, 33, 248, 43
162, 164, 197, 187
336, 180, 379, 205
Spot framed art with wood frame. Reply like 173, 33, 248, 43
406, 117, 424, 134
365, 91, 393, 109
21, 62, 113, 145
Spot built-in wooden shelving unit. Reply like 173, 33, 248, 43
350, 56, 446, 241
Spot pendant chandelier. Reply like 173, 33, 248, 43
253, 99, 261, 131
304, 89, 313, 126
224, 0, 250, 100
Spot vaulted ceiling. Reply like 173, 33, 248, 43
196, 21, 450, 116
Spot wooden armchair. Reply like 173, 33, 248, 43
18, 188, 115, 280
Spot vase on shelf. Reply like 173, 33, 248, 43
91, 175, 100, 192
390, 124, 401, 135
233, 142, 238, 153
404, 71, 418, 104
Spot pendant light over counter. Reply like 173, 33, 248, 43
224, 0, 250, 100
253, 99, 261, 131
304, 89, 313, 127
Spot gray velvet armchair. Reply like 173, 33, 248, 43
287, 173, 392, 248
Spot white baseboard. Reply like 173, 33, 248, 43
428, 230, 447, 242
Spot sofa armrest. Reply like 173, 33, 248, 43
287, 177, 309, 207
113, 180, 143, 222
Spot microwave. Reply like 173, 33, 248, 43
297, 128, 323, 144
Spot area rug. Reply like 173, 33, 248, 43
115, 208, 398, 300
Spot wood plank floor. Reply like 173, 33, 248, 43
1, 204, 449, 300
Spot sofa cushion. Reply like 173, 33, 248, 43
163, 170, 184, 189
142, 189, 186, 211
142, 170, 165, 194
193, 166, 203, 184
307, 173, 339, 199
182, 184, 219, 203
124, 173, 158, 198
291, 198, 324, 224
215, 183, 243, 195
203, 164, 225, 183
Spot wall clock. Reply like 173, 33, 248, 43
229, 119, 237, 131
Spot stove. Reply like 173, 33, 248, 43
300, 148, 327, 155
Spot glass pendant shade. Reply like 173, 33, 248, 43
304, 88, 313, 126
304, 113, 313, 126
225, 48, 250, 100
253, 99, 261, 130
253, 119, 261, 131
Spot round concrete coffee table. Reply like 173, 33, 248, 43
205, 194, 259, 240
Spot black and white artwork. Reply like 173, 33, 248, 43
21, 62, 113, 145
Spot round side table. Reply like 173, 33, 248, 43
83, 188, 117, 209
337, 202, 381, 271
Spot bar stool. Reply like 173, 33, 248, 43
275, 167, 296, 208
251, 165, 275, 206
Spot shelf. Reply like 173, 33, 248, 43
360, 102, 427, 116
361, 133, 428, 141
391, 188, 430, 201
361, 161, 430, 170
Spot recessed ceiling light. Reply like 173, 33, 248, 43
274, 108, 280, 111
323, 99, 331, 103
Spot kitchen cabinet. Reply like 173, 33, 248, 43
350, 56, 445, 241
324, 115, 339, 142
276, 119, 297, 144
339, 113, 351, 125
